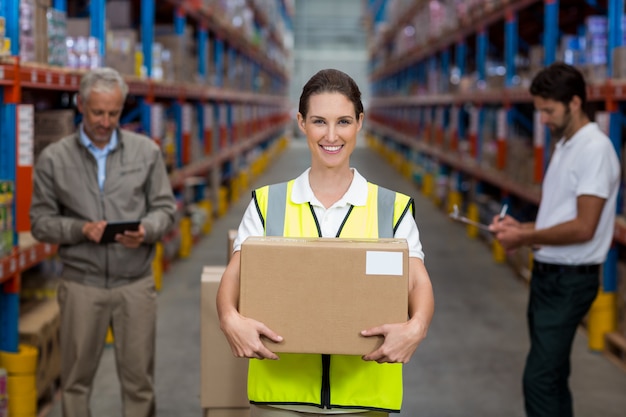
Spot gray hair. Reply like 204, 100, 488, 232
79, 67, 129, 102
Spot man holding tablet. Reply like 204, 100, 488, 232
30, 67, 176, 417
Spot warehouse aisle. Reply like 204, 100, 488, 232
44, 138, 626, 417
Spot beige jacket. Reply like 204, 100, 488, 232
30, 129, 176, 288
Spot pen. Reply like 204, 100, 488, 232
499, 204, 508, 221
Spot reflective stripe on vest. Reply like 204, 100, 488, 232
248, 180, 413, 412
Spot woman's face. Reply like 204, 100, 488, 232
297, 92, 363, 170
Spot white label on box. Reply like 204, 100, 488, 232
366, 251, 403, 276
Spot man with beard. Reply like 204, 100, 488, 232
30, 67, 176, 417
488, 62, 620, 417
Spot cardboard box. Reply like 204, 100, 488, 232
34, 109, 76, 159
35, 109, 75, 135
239, 237, 409, 355
106, 0, 132, 29
18, 298, 61, 397
106, 29, 137, 76
201, 266, 250, 409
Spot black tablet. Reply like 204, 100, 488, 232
100, 221, 141, 244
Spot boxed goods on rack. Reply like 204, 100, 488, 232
0, 17, 5, 55
18, 299, 61, 399
19, 0, 36, 63
0, 181, 14, 259
34, 109, 76, 160
47, 8, 68, 66
154, 25, 197, 83
106, 29, 137, 76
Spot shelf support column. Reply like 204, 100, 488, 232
90, 0, 106, 58
501, 11, 518, 170
197, 24, 207, 82
543, 0, 559, 66
228, 46, 237, 90
607, 0, 624, 78
141, 0, 155, 78
540, 0, 556, 177
197, 24, 208, 154
202, 103, 213, 156
53, 0, 66, 11
476, 28, 487, 86
174, 6, 186, 37
453, 40, 467, 152
215, 38, 224, 88
5, 0, 19, 55
505, 10, 518, 87
0, 38, 20, 352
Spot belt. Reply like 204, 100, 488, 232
533, 260, 600, 275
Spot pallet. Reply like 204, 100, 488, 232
603, 332, 626, 373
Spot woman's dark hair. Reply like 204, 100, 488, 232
529, 62, 587, 107
298, 69, 364, 119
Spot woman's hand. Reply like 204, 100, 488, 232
220, 311, 283, 360
360, 318, 427, 364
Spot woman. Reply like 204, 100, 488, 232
217, 69, 434, 417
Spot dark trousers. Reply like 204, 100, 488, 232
523, 265, 599, 417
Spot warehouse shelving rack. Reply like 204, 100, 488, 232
0, 0, 293, 354
366, 0, 625, 354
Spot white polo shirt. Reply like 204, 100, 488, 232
534, 122, 620, 265
233, 167, 425, 260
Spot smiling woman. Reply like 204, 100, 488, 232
216, 68, 435, 417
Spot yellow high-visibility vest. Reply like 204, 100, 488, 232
248, 179, 414, 413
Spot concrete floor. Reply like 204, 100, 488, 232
44, 138, 626, 417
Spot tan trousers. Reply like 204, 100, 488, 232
251, 404, 389, 417
57, 276, 157, 417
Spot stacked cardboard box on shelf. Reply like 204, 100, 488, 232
0, 181, 14, 258
34, 109, 76, 160
0, 17, 6, 55
65, 18, 105, 70
18, 299, 61, 399
154, 25, 198, 83
503, 135, 534, 187
106, 30, 137, 76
